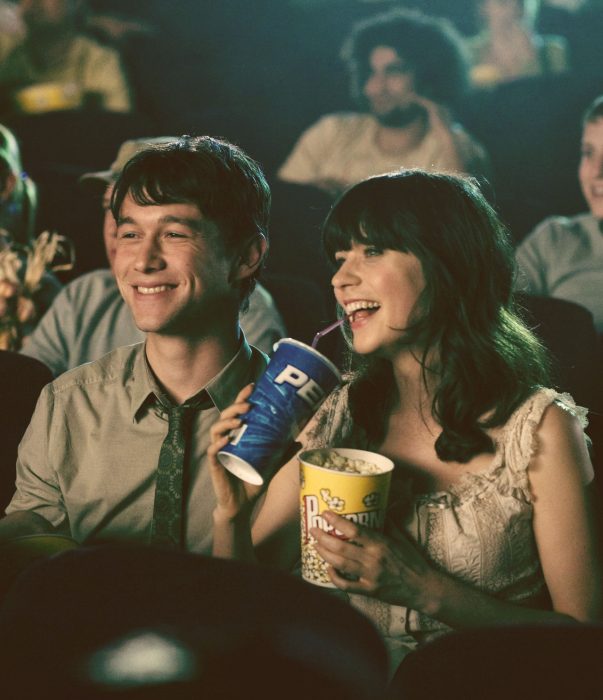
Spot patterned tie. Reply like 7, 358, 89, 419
149, 403, 196, 548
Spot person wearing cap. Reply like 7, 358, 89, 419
21, 137, 286, 375
1, 135, 278, 552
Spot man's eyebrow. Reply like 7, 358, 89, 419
116, 215, 204, 230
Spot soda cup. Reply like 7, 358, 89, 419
218, 339, 341, 485
299, 448, 394, 587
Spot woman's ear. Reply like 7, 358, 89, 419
232, 233, 268, 282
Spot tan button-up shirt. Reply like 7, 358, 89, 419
7, 339, 268, 553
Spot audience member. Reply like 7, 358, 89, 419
278, 9, 489, 197
209, 170, 601, 674
0, 0, 132, 115
516, 95, 603, 332
0, 121, 35, 243
0, 136, 272, 554
467, 0, 569, 88
21, 137, 286, 374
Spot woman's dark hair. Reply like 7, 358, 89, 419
322, 170, 550, 463
342, 8, 469, 109
111, 135, 270, 305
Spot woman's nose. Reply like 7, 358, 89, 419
331, 258, 359, 289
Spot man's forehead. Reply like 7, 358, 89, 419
117, 195, 207, 227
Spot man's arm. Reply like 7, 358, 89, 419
20, 285, 73, 376
0, 511, 57, 542
4, 386, 69, 537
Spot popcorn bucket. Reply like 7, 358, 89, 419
299, 448, 394, 587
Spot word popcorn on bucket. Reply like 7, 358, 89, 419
299, 448, 394, 587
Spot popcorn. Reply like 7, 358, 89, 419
306, 449, 381, 474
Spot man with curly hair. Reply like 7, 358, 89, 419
278, 9, 489, 196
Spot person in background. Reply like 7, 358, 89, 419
278, 8, 489, 197
1, 136, 272, 553
516, 95, 603, 333
0, 121, 36, 243
0, 0, 132, 115
208, 170, 601, 674
467, 0, 569, 88
20, 137, 286, 375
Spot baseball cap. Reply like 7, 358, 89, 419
79, 136, 178, 192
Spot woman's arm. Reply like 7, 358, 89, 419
207, 384, 303, 568
313, 403, 602, 626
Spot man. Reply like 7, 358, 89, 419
0, 0, 132, 114
278, 9, 489, 196
1, 136, 271, 552
21, 137, 286, 374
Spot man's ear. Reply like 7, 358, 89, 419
232, 233, 268, 282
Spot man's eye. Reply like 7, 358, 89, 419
166, 231, 188, 238
118, 230, 137, 240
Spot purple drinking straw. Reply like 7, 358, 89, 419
311, 318, 345, 348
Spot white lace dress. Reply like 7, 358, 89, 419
306, 386, 589, 671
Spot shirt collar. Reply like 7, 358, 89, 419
129, 337, 259, 422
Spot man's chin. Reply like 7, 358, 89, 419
374, 104, 425, 128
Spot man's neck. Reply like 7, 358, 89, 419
145, 329, 241, 405
374, 115, 428, 156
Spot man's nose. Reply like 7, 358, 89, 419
134, 237, 166, 272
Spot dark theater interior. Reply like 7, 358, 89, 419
0, 1, 602, 697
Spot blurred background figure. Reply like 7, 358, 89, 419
278, 8, 490, 197
467, 0, 569, 88
0, 120, 35, 243
516, 95, 603, 334
0, 0, 132, 117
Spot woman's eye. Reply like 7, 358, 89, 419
364, 246, 383, 257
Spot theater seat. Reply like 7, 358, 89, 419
0, 351, 52, 512
0, 545, 388, 699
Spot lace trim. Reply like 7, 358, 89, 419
416, 389, 588, 509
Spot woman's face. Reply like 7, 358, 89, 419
331, 241, 426, 358
579, 118, 603, 220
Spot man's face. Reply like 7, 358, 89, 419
579, 118, 603, 219
113, 193, 238, 338
363, 46, 421, 127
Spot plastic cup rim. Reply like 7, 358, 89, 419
273, 337, 342, 382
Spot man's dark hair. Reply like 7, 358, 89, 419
342, 9, 469, 109
111, 135, 271, 304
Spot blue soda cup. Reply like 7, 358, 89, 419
218, 338, 341, 484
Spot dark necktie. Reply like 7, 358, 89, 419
150, 404, 195, 548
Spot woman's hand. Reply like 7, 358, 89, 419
311, 511, 443, 613
207, 383, 263, 523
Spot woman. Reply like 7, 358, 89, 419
516, 95, 603, 333
467, 0, 569, 87
208, 170, 601, 671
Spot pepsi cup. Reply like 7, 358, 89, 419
218, 339, 341, 485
